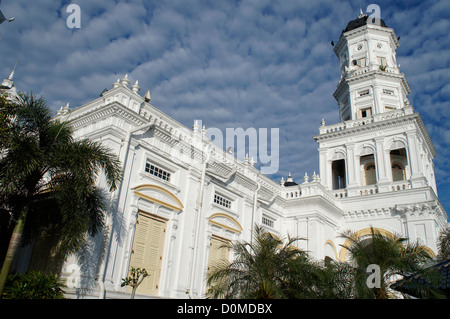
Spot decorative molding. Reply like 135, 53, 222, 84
339, 227, 398, 261
133, 184, 184, 212
209, 213, 243, 233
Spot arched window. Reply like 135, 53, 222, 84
392, 162, 405, 181
365, 163, 376, 185
390, 148, 407, 182
332, 159, 346, 190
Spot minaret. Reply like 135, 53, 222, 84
332, 12, 410, 122
314, 11, 438, 197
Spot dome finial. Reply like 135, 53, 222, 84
358, 0, 365, 18
131, 80, 141, 93
358, 7, 365, 18
286, 172, 294, 183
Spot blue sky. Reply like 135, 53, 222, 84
1, 0, 449, 216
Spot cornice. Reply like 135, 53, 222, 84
283, 194, 344, 221
414, 114, 437, 157
334, 69, 411, 99
313, 112, 436, 158
334, 24, 399, 55
69, 102, 147, 130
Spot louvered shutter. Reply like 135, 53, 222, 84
129, 213, 166, 295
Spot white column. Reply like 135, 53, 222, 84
319, 149, 330, 189
406, 132, 422, 177
374, 136, 389, 183
345, 143, 357, 187
372, 84, 384, 115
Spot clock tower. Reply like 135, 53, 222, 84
315, 11, 438, 199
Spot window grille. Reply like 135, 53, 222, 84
262, 216, 274, 228
214, 193, 231, 209
359, 89, 370, 97
145, 162, 171, 182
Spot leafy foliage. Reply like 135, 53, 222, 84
339, 227, 436, 299
207, 225, 321, 299
437, 227, 450, 260
0, 93, 122, 256
0, 93, 122, 296
2, 271, 65, 299
121, 267, 149, 299
207, 225, 445, 299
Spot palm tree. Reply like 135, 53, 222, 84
0, 93, 122, 296
206, 225, 320, 299
339, 227, 435, 299
314, 258, 357, 299
437, 227, 450, 260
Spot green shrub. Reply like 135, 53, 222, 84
2, 271, 65, 299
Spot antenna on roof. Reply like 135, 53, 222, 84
357, 0, 365, 18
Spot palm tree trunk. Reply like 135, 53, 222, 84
0, 204, 29, 297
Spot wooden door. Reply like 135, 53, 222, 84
208, 236, 230, 272
129, 212, 166, 296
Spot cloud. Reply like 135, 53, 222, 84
0, 0, 449, 214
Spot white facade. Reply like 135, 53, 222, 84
44, 14, 449, 299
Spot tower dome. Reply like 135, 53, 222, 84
284, 172, 298, 187
343, 12, 387, 33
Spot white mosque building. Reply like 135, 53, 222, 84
3, 12, 448, 299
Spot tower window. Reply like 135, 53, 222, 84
390, 148, 407, 182
365, 163, 377, 185
385, 106, 396, 112
383, 89, 394, 95
361, 154, 376, 186
392, 163, 405, 182
352, 58, 366, 68
377, 57, 387, 67
359, 89, 370, 97
360, 107, 372, 118
332, 159, 346, 190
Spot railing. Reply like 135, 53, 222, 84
282, 180, 413, 202
319, 106, 414, 134
352, 66, 370, 76
331, 189, 348, 198
359, 185, 379, 196
390, 180, 411, 191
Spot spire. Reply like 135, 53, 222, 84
358, 7, 365, 18
131, 80, 141, 93
303, 172, 309, 183
56, 103, 71, 116
358, 0, 365, 18
201, 125, 206, 137
286, 172, 293, 183
121, 74, 130, 87
192, 120, 199, 132
283, 172, 298, 186
0, 68, 19, 102
1, 71, 14, 89
144, 90, 151, 102
113, 78, 121, 88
